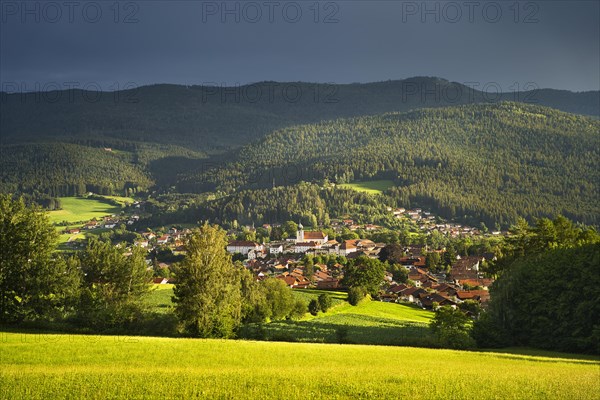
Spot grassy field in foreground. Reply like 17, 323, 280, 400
338, 180, 395, 194
48, 197, 121, 225
1, 332, 598, 399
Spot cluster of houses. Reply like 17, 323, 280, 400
225, 225, 495, 309
389, 207, 503, 237
61, 202, 498, 310
136, 227, 192, 250
245, 257, 343, 290
381, 253, 495, 309
64, 215, 140, 234
227, 224, 386, 259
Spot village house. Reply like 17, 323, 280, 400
418, 293, 457, 309
141, 232, 156, 240
156, 235, 170, 245
294, 241, 321, 253
456, 290, 490, 303
267, 242, 285, 255
84, 220, 99, 230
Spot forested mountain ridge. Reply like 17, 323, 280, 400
2, 77, 598, 151
0, 142, 206, 198
181, 102, 599, 227
1, 78, 598, 227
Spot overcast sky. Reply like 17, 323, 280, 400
1, 1, 598, 92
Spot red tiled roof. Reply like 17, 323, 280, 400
456, 290, 490, 300
303, 231, 326, 240
277, 275, 297, 286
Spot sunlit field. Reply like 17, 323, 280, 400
1, 332, 598, 399
338, 180, 395, 194
48, 197, 121, 225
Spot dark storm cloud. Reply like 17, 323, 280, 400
1, 1, 598, 91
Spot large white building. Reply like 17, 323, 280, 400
226, 241, 264, 255
295, 223, 328, 245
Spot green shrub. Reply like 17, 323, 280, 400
317, 294, 332, 312
347, 287, 366, 306
308, 299, 320, 316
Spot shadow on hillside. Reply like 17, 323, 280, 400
240, 315, 436, 348
478, 348, 600, 364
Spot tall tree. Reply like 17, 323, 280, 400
0, 195, 80, 323
342, 256, 385, 296
173, 224, 242, 338
78, 237, 151, 328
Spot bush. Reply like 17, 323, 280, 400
308, 299, 320, 316
317, 293, 332, 313
289, 299, 308, 320
347, 287, 366, 306
430, 305, 476, 350
335, 325, 350, 344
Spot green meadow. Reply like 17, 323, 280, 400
338, 180, 395, 194
145, 286, 435, 345
48, 197, 121, 225
1, 331, 598, 399
249, 291, 434, 345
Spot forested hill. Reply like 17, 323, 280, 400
1, 77, 598, 151
181, 102, 599, 227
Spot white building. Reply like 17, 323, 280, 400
268, 243, 285, 255
226, 241, 264, 255
295, 223, 328, 245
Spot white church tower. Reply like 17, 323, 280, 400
296, 222, 304, 243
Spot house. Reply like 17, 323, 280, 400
313, 270, 331, 282
364, 224, 382, 231
316, 277, 340, 290
388, 283, 408, 294
456, 290, 490, 303
227, 240, 264, 255
152, 277, 169, 285
142, 232, 156, 240
419, 293, 457, 309
277, 275, 298, 288
339, 240, 358, 256
399, 287, 427, 303
157, 235, 170, 245
247, 249, 266, 260
294, 241, 320, 253
135, 240, 149, 248
64, 228, 80, 234
457, 278, 493, 290
84, 220, 99, 230
432, 283, 458, 297
268, 243, 284, 255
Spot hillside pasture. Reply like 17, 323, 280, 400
337, 180, 395, 194
1, 332, 598, 399
49, 197, 121, 225
247, 296, 434, 345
